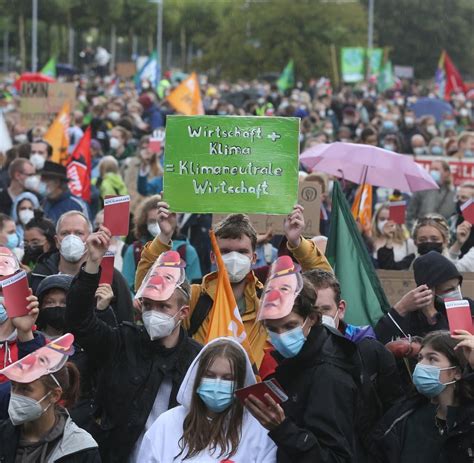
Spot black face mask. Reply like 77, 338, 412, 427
22, 245, 45, 265
37, 306, 66, 331
417, 242, 443, 255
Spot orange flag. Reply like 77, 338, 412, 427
351, 183, 373, 234
207, 230, 260, 379
44, 101, 70, 164
166, 72, 204, 116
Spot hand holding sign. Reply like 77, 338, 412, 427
11, 289, 39, 341
2, 271, 31, 319
461, 198, 474, 224
99, 250, 115, 285
157, 200, 178, 243
456, 221, 472, 246
452, 330, 474, 369
284, 204, 305, 248
86, 227, 112, 266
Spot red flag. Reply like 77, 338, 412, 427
67, 127, 91, 202
443, 51, 467, 100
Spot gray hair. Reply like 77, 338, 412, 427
56, 211, 93, 234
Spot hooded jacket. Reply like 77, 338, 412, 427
268, 324, 361, 463
137, 337, 277, 462
65, 266, 201, 462
0, 409, 100, 463
95, 172, 128, 200
11, 191, 40, 241
29, 251, 134, 324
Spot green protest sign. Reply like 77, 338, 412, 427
341, 47, 365, 83
164, 116, 299, 214
367, 48, 383, 75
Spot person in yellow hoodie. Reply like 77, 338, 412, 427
135, 200, 332, 366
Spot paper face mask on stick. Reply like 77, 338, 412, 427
0, 333, 75, 383
258, 256, 303, 321
136, 250, 186, 302
0, 247, 20, 278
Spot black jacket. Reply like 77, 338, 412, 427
29, 251, 134, 324
371, 394, 474, 463
65, 267, 202, 463
375, 298, 474, 344
268, 325, 361, 463
0, 414, 101, 463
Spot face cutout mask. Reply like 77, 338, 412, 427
135, 250, 186, 302
0, 333, 74, 384
0, 248, 20, 277
258, 256, 303, 321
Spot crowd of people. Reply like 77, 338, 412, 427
0, 69, 473, 462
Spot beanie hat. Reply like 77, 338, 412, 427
413, 251, 462, 288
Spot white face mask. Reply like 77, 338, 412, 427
221, 251, 252, 283
377, 219, 388, 235
14, 134, 28, 144
142, 310, 180, 340
19, 209, 34, 225
8, 391, 52, 425
322, 309, 339, 329
24, 175, 41, 192
147, 222, 161, 237
30, 153, 46, 170
60, 234, 86, 263
109, 137, 121, 150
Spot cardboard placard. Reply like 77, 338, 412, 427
389, 201, 406, 225
1, 271, 30, 318
164, 116, 300, 214
235, 379, 288, 406
99, 250, 115, 285
377, 270, 474, 307
461, 198, 474, 224
116, 62, 136, 78
20, 82, 76, 127
103, 195, 130, 236
445, 299, 474, 334
213, 181, 321, 236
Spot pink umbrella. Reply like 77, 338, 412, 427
300, 142, 438, 192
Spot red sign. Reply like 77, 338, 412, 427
414, 155, 474, 187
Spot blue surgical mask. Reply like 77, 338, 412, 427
431, 146, 443, 156
412, 363, 457, 398
382, 120, 396, 131
0, 303, 8, 324
6, 233, 19, 250
430, 170, 441, 185
197, 378, 235, 413
443, 120, 455, 128
268, 320, 308, 358
464, 150, 474, 158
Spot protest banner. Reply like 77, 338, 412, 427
164, 115, 300, 214
341, 47, 365, 83
378, 270, 474, 307
414, 155, 474, 186
20, 82, 75, 127
104, 195, 131, 236
212, 181, 321, 236
367, 48, 383, 75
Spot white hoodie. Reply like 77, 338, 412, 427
136, 337, 277, 462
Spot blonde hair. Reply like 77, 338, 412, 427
99, 155, 120, 178
412, 214, 450, 245
372, 204, 406, 244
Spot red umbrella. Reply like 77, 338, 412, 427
14, 73, 56, 91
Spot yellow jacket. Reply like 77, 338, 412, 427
135, 236, 332, 366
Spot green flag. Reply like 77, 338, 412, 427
341, 47, 365, 82
277, 60, 295, 92
326, 182, 389, 326
41, 57, 57, 78
377, 60, 395, 93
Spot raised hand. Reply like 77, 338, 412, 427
85, 227, 112, 271
284, 204, 305, 248
157, 200, 177, 243
393, 285, 433, 316
95, 284, 114, 311
11, 289, 39, 342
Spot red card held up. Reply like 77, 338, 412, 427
445, 299, 474, 334
235, 379, 288, 406
389, 201, 406, 225
99, 250, 115, 285
1, 270, 30, 318
461, 198, 474, 224
148, 138, 162, 154
103, 195, 130, 236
